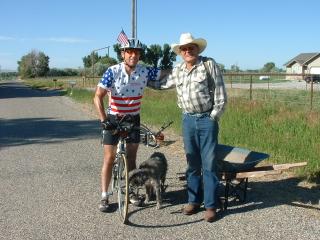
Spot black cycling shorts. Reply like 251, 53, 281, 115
101, 114, 140, 145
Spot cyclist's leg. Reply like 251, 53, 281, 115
101, 144, 117, 193
101, 114, 120, 193
100, 126, 119, 212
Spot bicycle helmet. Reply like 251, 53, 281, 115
120, 38, 143, 50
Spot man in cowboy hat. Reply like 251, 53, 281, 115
151, 32, 227, 222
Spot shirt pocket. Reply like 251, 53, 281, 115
192, 74, 209, 93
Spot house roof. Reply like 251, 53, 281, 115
284, 52, 320, 67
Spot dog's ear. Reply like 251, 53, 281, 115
129, 169, 140, 180
129, 169, 150, 186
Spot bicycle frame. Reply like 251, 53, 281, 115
154, 121, 173, 137
140, 121, 173, 148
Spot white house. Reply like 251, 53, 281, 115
284, 52, 320, 80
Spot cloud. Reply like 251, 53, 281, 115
0, 36, 91, 43
0, 36, 15, 41
37, 37, 91, 43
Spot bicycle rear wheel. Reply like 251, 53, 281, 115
140, 124, 157, 147
117, 153, 129, 223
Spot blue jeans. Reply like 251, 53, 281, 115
182, 112, 219, 209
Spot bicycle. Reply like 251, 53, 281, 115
103, 116, 136, 224
140, 121, 173, 148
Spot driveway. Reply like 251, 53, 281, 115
0, 80, 319, 240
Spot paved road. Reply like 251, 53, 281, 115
1, 80, 319, 240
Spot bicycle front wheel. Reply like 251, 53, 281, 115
117, 153, 129, 224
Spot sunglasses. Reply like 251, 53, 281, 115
125, 49, 141, 55
180, 45, 196, 52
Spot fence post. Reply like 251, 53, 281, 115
68, 81, 76, 96
53, 79, 57, 89
249, 75, 253, 100
310, 75, 314, 110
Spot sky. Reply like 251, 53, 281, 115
1, 0, 320, 71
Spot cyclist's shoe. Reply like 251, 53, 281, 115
99, 197, 110, 212
129, 193, 145, 207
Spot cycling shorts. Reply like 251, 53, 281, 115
101, 114, 140, 145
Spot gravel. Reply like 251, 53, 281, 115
1, 80, 319, 240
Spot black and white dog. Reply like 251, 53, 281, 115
129, 152, 168, 209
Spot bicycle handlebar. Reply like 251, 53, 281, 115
103, 115, 136, 136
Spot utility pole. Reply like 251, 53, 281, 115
132, 0, 137, 38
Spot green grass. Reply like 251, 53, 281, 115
23, 78, 320, 182
140, 88, 182, 133
221, 99, 320, 181
228, 88, 320, 111
69, 88, 95, 104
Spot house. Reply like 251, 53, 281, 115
284, 52, 320, 80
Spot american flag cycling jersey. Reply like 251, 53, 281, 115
97, 62, 160, 115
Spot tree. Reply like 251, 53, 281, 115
96, 56, 118, 75
17, 50, 49, 78
261, 62, 276, 72
82, 52, 100, 68
100, 56, 118, 66
160, 44, 176, 69
36, 52, 50, 76
145, 44, 162, 68
230, 64, 240, 72
112, 42, 175, 69
113, 44, 122, 62
217, 63, 225, 73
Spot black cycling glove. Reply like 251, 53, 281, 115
101, 120, 115, 130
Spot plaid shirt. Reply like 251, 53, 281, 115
151, 56, 227, 120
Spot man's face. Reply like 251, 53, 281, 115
179, 44, 199, 64
121, 48, 141, 67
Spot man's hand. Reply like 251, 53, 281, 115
101, 120, 115, 130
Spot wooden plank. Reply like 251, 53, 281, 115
222, 162, 307, 179
271, 162, 307, 170
236, 170, 282, 178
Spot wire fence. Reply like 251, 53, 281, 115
224, 73, 320, 111
51, 73, 320, 111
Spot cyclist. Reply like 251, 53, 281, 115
94, 38, 164, 212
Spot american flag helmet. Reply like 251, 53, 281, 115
120, 38, 143, 50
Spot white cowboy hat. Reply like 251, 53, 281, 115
171, 33, 207, 55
